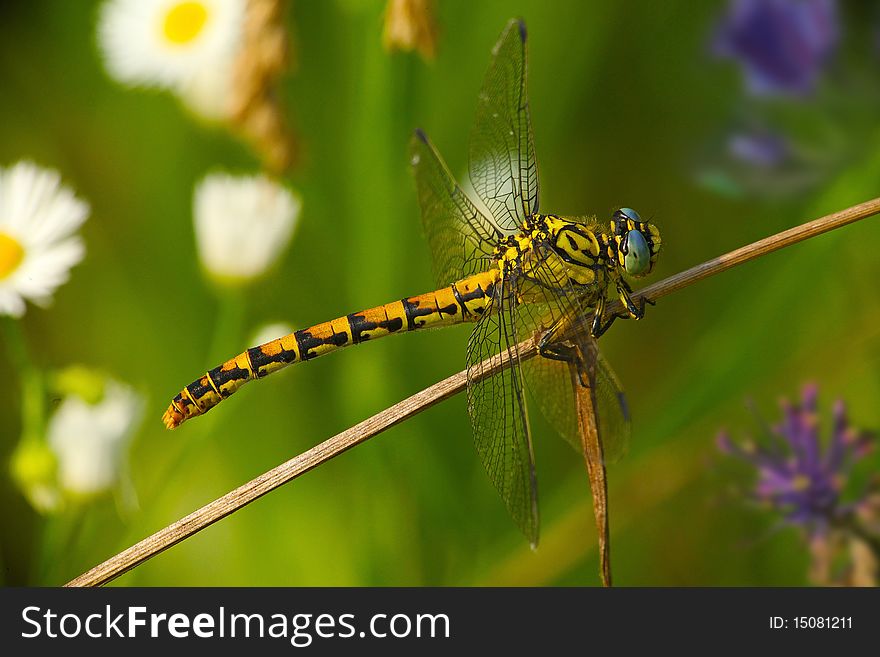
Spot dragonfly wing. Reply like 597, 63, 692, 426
469, 18, 539, 231
589, 347, 632, 463
466, 288, 539, 545
516, 243, 632, 461
409, 129, 501, 288
522, 353, 580, 450
521, 336, 631, 462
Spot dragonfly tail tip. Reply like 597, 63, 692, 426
162, 406, 184, 430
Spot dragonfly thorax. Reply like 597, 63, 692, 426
490, 214, 610, 294
492, 210, 661, 298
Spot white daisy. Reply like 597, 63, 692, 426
179, 64, 237, 120
0, 162, 89, 318
193, 171, 301, 285
98, 0, 245, 118
47, 378, 144, 499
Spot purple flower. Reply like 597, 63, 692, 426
728, 129, 790, 167
713, 0, 840, 97
717, 384, 875, 535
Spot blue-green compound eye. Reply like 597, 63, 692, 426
619, 207, 641, 223
624, 230, 650, 276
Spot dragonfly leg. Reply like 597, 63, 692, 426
625, 292, 653, 320
538, 320, 590, 387
619, 278, 655, 310
537, 321, 576, 363
592, 312, 619, 339
591, 294, 625, 339
617, 279, 643, 319
591, 283, 653, 339
590, 294, 607, 338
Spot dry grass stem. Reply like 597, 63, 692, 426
615, 196, 880, 313
66, 197, 880, 586
66, 343, 523, 587
572, 357, 612, 587
382, 0, 438, 60
230, 0, 295, 173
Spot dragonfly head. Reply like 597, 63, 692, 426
611, 208, 661, 278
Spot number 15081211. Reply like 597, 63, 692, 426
770, 616, 852, 630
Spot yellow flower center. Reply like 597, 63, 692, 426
163, 1, 209, 45
791, 474, 811, 492
0, 231, 25, 279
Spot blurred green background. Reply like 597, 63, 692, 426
2, 0, 879, 586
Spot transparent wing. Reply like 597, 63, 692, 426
590, 348, 632, 463
469, 18, 539, 231
522, 353, 579, 449
515, 242, 632, 462
465, 237, 631, 544
522, 336, 631, 463
410, 129, 502, 287
466, 287, 539, 545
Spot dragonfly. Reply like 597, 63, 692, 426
163, 18, 661, 545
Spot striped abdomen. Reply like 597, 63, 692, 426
162, 269, 500, 429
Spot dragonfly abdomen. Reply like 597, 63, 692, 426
162, 268, 500, 429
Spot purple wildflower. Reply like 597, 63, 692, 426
713, 0, 840, 97
717, 384, 875, 535
728, 129, 790, 168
